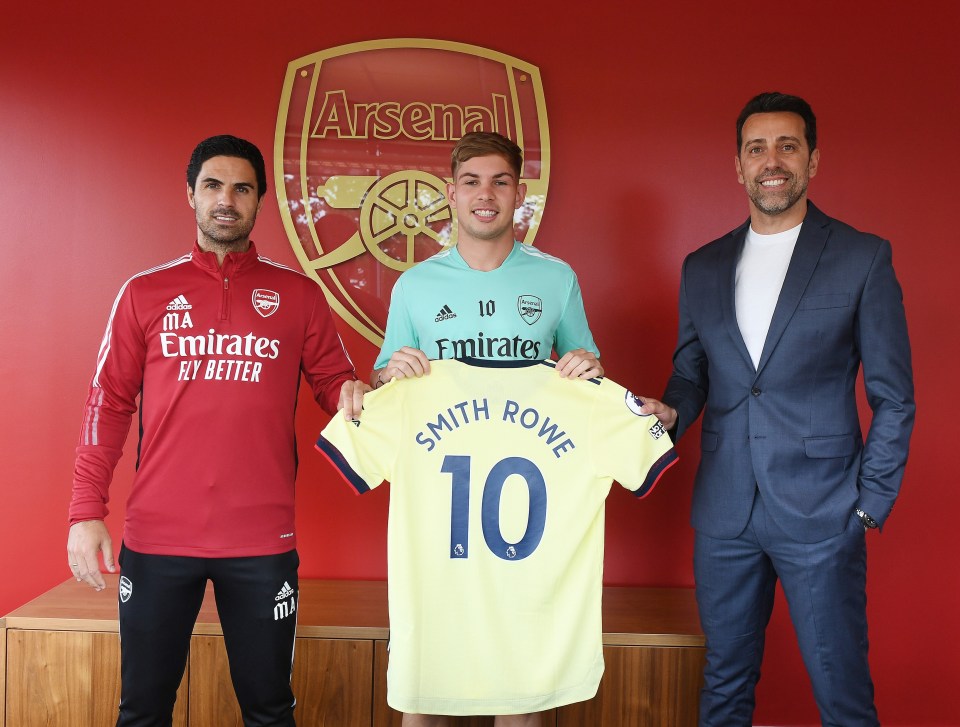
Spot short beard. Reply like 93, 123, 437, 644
747, 177, 807, 216
196, 211, 256, 248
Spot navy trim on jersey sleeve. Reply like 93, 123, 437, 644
315, 437, 371, 495
632, 448, 680, 499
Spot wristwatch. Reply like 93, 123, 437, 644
855, 508, 879, 529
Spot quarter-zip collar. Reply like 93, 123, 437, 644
191, 240, 260, 276
191, 241, 260, 321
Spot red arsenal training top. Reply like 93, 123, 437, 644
69, 242, 355, 557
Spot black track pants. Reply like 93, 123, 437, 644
116, 545, 299, 727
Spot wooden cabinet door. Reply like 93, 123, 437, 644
5, 629, 187, 726
556, 645, 705, 726
189, 635, 373, 726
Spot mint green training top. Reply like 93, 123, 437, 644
375, 241, 599, 369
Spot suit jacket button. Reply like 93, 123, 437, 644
751, 387, 761, 396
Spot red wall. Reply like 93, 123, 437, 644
2, 3, 957, 724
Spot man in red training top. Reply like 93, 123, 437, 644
66, 135, 367, 726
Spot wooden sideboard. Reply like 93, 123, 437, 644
1, 577, 704, 726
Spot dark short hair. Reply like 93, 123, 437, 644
736, 92, 817, 153
186, 135, 267, 199
451, 131, 523, 179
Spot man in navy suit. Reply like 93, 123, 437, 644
640, 92, 915, 726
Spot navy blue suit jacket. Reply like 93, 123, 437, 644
663, 202, 915, 542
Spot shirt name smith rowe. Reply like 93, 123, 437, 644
414, 398, 575, 459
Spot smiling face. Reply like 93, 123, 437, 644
446, 153, 526, 248
187, 155, 263, 254
735, 111, 820, 232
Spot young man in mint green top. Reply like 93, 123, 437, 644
370, 131, 602, 727
372, 132, 602, 391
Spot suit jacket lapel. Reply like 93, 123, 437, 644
755, 202, 830, 375
720, 221, 755, 372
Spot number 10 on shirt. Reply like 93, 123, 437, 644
442, 454, 547, 562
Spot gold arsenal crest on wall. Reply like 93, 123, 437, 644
275, 39, 551, 346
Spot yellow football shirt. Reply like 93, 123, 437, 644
317, 359, 677, 715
